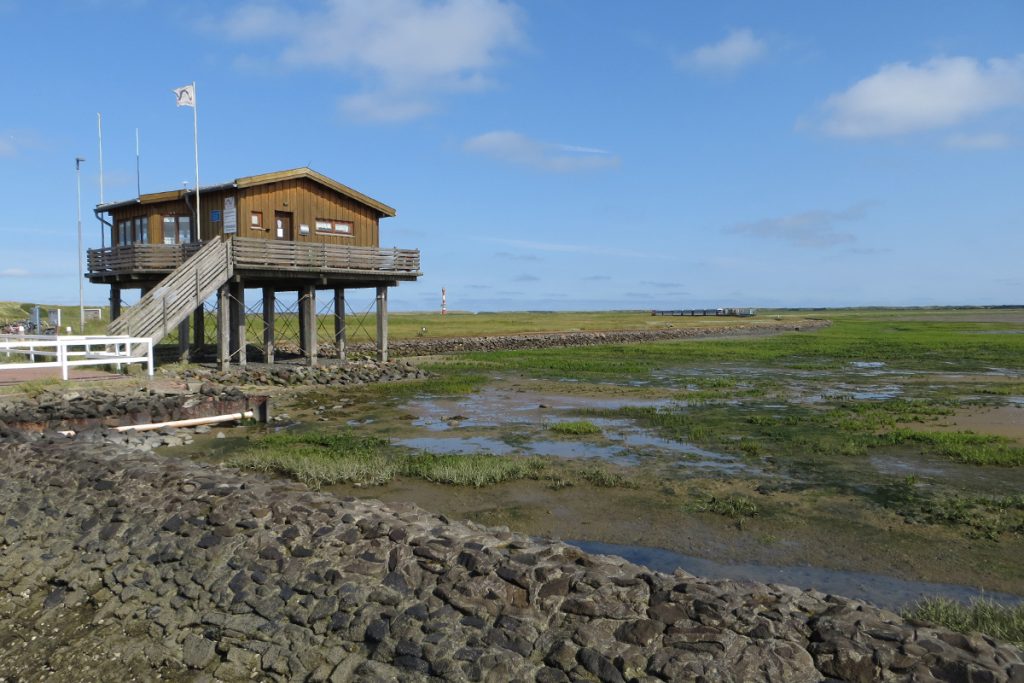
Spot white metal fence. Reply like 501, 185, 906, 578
0, 334, 153, 380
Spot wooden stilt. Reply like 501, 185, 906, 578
217, 284, 230, 370
177, 318, 190, 361
192, 306, 205, 348
302, 285, 317, 367
235, 283, 246, 367
263, 287, 275, 365
109, 286, 121, 322
376, 285, 388, 363
334, 288, 346, 360
298, 290, 307, 357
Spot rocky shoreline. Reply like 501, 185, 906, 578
326, 318, 831, 358
0, 386, 1021, 681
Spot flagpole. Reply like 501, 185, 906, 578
192, 81, 200, 242
97, 113, 105, 248
135, 128, 141, 198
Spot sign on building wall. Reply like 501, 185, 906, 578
223, 196, 238, 234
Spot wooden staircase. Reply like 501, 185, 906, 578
109, 238, 232, 342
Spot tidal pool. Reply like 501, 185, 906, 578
570, 540, 1023, 611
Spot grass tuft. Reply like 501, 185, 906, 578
878, 430, 1024, 466
549, 420, 602, 436
903, 598, 1024, 648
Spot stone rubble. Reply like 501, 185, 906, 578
328, 319, 831, 358
0, 385, 251, 433
175, 359, 426, 387
0, 425, 1021, 682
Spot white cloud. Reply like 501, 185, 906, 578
0, 137, 15, 157
464, 131, 619, 172
726, 204, 871, 248
945, 132, 1012, 150
221, 0, 523, 122
677, 28, 766, 73
821, 55, 1024, 137
0, 268, 30, 277
339, 92, 435, 123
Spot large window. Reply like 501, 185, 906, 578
162, 216, 193, 244
117, 220, 129, 246
315, 218, 353, 235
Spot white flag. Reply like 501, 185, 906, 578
173, 84, 195, 107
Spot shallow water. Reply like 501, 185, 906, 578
395, 435, 637, 463
569, 539, 1024, 611
406, 386, 672, 431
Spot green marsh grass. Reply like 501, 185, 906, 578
360, 372, 488, 399
549, 420, 602, 436
904, 598, 1024, 648
229, 430, 635, 490
877, 430, 1024, 466
876, 478, 1024, 539
694, 494, 760, 519
446, 318, 1024, 381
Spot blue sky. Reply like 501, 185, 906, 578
1, 0, 1022, 312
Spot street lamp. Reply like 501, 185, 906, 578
76, 156, 85, 334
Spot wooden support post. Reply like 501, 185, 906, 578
217, 284, 230, 370
235, 283, 246, 367
334, 288, 346, 360
228, 284, 239, 358
177, 318, 190, 361
376, 285, 388, 363
263, 287, 275, 365
192, 306, 205, 348
301, 285, 317, 366
109, 286, 121, 322
298, 290, 307, 356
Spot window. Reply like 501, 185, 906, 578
162, 216, 193, 245
133, 217, 148, 244
315, 219, 354, 235
251, 211, 263, 228
118, 220, 129, 246
178, 216, 192, 244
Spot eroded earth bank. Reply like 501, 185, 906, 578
0, 382, 1022, 682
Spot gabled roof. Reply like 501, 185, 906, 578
96, 167, 396, 217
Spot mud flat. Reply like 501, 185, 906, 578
1, 422, 1022, 681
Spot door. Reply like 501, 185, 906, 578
274, 212, 293, 240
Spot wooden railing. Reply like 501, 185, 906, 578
87, 242, 204, 276
230, 238, 420, 275
87, 239, 420, 277
109, 238, 232, 341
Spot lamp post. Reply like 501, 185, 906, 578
76, 156, 85, 334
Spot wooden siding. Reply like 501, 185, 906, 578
108, 179, 383, 248
238, 178, 380, 247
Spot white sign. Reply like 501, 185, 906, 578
223, 196, 237, 234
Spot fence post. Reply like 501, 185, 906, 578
59, 339, 69, 381
146, 338, 154, 376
